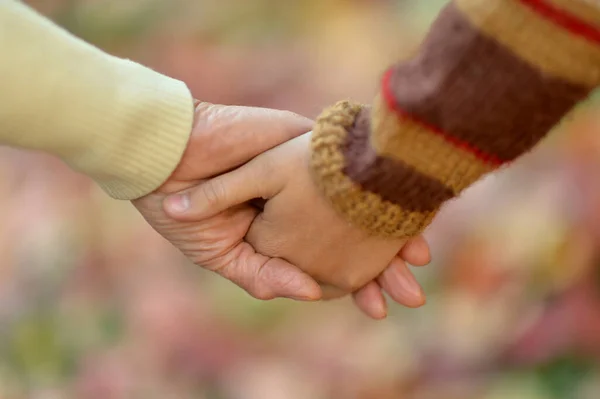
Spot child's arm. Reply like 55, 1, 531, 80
311, 0, 600, 238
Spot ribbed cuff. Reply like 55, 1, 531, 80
310, 101, 440, 239
69, 60, 194, 200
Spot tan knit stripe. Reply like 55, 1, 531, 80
456, 0, 600, 88
371, 95, 494, 194
310, 101, 436, 238
546, 0, 600, 27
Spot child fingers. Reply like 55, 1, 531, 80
378, 258, 426, 308
352, 281, 388, 320
399, 235, 431, 266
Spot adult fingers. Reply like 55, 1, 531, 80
182, 103, 313, 179
377, 257, 426, 308
213, 241, 322, 301
352, 282, 388, 320
400, 235, 431, 266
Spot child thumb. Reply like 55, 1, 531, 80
163, 155, 281, 220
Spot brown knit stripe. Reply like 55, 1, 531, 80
342, 107, 455, 212
310, 101, 438, 238
546, 0, 600, 26
388, 2, 591, 162
371, 95, 495, 193
456, 0, 600, 88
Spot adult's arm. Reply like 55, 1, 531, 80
0, 0, 194, 199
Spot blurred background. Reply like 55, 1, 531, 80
2, 0, 600, 397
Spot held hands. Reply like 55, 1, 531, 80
133, 103, 322, 301
163, 131, 430, 319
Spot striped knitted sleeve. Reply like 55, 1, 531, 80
310, 0, 600, 239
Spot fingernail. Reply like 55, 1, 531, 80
396, 267, 425, 305
289, 292, 319, 301
289, 296, 316, 301
164, 193, 190, 214
288, 286, 322, 302
370, 299, 388, 320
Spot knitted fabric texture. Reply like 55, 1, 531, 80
310, 0, 599, 238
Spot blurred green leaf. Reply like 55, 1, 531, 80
4, 313, 68, 384
536, 356, 595, 399
53, 0, 170, 48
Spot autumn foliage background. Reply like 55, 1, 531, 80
2, 0, 600, 398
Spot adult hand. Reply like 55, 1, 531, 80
132, 103, 322, 301
164, 132, 431, 319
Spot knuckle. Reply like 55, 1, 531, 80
274, 271, 299, 292
245, 157, 275, 198
258, 260, 295, 292
249, 261, 279, 301
217, 251, 276, 301
200, 180, 226, 209
194, 102, 219, 124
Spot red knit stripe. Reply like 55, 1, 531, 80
380, 68, 504, 167
517, 0, 600, 45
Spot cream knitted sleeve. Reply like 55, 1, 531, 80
0, 0, 194, 199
